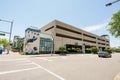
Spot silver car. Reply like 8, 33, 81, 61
98, 51, 112, 58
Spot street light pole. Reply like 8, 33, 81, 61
106, 0, 120, 7
51, 35, 54, 56
0, 19, 13, 54
9, 20, 13, 44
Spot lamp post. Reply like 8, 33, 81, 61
51, 35, 54, 56
0, 19, 13, 54
106, 0, 120, 7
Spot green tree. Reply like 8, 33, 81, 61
59, 46, 66, 51
91, 46, 98, 54
17, 42, 23, 51
16, 40, 24, 51
12, 39, 23, 52
108, 10, 120, 38
0, 38, 8, 48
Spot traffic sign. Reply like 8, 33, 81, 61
0, 33, 5, 36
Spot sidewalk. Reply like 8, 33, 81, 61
27, 54, 60, 57
1, 52, 93, 57
1, 51, 20, 56
27, 53, 84, 57
0, 51, 60, 57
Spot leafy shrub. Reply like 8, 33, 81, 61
85, 48, 91, 53
59, 46, 66, 51
115, 48, 120, 52
25, 52, 31, 55
57, 46, 68, 55
76, 48, 81, 53
19, 51, 25, 55
91, 47, 98, 54
25, 52, 39, 55
104, 48, 112, 54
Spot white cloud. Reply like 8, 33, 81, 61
82, 22, 108, 32
82, 18, 111, 32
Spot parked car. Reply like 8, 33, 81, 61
98, 51, 112, 58
12, 49, 19, 52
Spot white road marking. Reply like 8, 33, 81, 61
15, 63, 34, 66
0, 58, 27, 62
0, 67, 39, 75
0, 62, 34, 66
0, 58, 65, 80
36, 58, 53, 62
32, 61, 65, 80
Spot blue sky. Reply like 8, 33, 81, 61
0, 0, 120, 47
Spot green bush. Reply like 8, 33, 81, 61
25, 52, 39, 55
59, 46, 66, 51
115, 48, 120, 52
55, 50, 61, 54
85, 48, 91, 53
76, 48, 81, 53
55, 50, 68, 54
91, 47, 98, 54
58, 46, 68, 55
104, 48, 112, 54
19, 52, 25, 55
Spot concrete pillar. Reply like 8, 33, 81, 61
82, 44, 85, 54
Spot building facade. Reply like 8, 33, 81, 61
23, 27, 53, 53
41, 20, 110, 53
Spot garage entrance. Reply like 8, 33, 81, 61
66, 44, 82, 53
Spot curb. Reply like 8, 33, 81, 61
114, 72, 120, 80
29, 54, 60, 57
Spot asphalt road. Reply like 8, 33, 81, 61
0, 53, 120, 80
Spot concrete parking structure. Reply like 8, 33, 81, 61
23, 20, 110, 54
